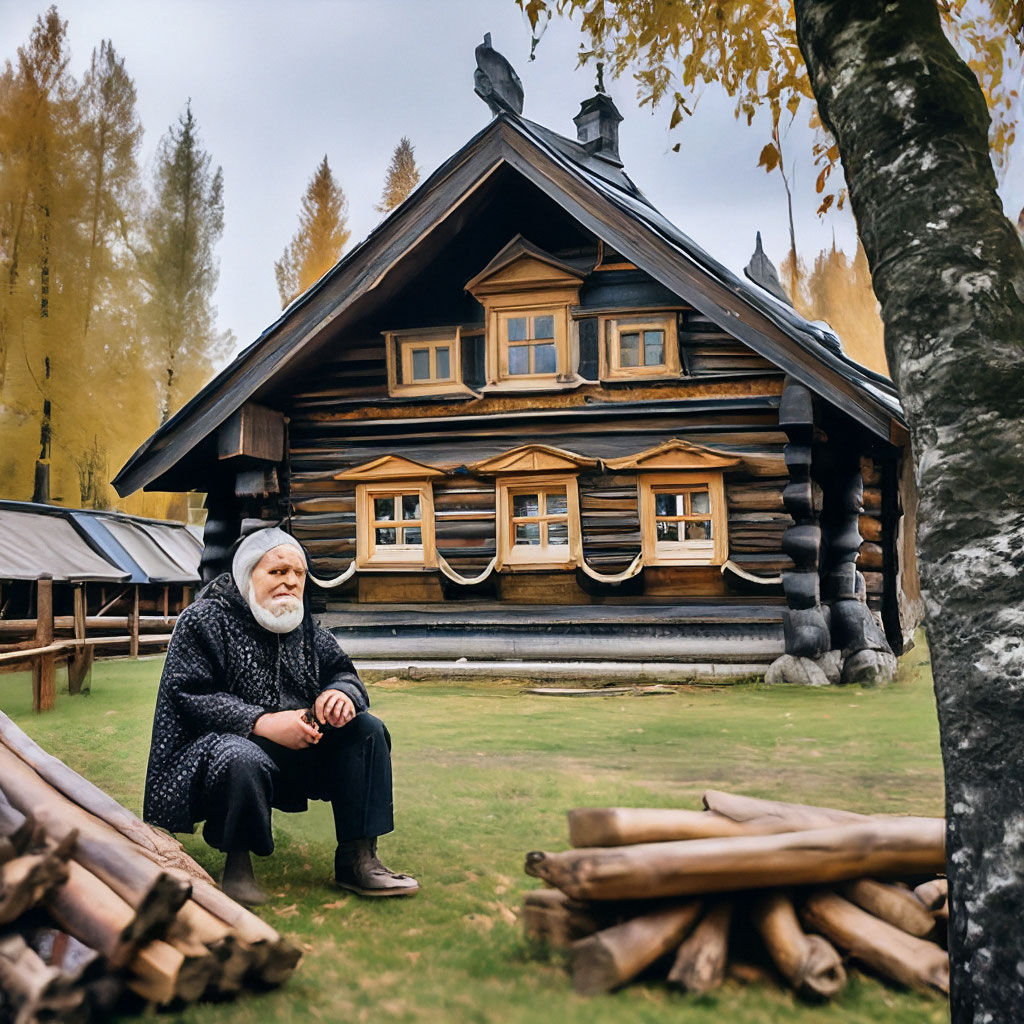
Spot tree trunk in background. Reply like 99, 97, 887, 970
793, 1, 1024, 1019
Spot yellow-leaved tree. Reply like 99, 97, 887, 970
274, 155, 350, 308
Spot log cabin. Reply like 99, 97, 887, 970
112, 39, 920, 685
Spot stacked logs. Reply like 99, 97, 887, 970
522, 791, 949, 1000
0, 710, 300, 1022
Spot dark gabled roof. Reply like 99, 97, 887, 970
113, 110, 904, 497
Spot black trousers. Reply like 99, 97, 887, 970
200, 712, 394, 856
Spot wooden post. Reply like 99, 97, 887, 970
130, 588, 140, 659
68, 584, 92, 696
162, 586, 169, 618
32, 577, 55, 713
182, 585, 191, 610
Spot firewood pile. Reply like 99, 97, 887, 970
522, 791, 949, 1000
0, 710, 300, 1022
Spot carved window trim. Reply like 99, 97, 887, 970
385, 327, 474, 398
495, 473, 583, 571
355, 480, 438, 571
638, 472, 728, 566
600, 312, 681, 381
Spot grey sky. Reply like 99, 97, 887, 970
3, 1, 1020, 358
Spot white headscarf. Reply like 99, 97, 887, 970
231, 528, 307, 634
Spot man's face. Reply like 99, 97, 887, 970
250, 545, 306, 615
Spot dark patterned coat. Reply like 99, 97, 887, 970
144, 573, 368, 833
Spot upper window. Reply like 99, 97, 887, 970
602, 313, 681, 380
498, 309, 563, 379
465, 236, 585, 390
385, 328, 473, 397
638, 472, 727, 565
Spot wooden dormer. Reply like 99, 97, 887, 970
466, 237, 586, 388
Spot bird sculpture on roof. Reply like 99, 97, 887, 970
474, 33, 524, 117
744, 231, 794, 307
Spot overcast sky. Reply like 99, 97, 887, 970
3, 1, 1021, 356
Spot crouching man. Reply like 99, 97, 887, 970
144, 527, 418, 904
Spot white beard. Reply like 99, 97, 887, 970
247, 581, 304, 634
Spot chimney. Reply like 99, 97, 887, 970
573, 92, 624, 166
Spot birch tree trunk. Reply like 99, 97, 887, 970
793, 2, 1024, 1019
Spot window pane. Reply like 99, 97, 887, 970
656, 520, 681, 542
508, 345, 529, 375
411, 348, 430, 380
685, 520, 712, 541
643, 330, 665, 365
515, 522, 541, 545
401, 494, 421, 520
654, 493, 677, 517
435, 346, 451, 379
545, 491, 568, 515
619, 332, 640, 367
375, 527, 397, 546
533, 342, 556, 374
513, 493, 539, 518
403, 528, 422, 546
533, 315, 554, 340
691, 490, 710, 514
507, 317, 527, 342
547, 522, 569, 546
374, 497, 395, 521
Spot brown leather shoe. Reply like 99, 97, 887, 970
334, 839, 419, 897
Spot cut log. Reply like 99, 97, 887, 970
667, 899, 733, 994
800, 889, 949, 995
526, 818, 946, 902
171, 899, 251, 995
189, 877, 302, 984
522, 888, 576, 947
703, 789, 876, 829
570, 900, 702, 995
840, 879, 937, 938
0, 746, 192, 924
751, 890, 846, 999
128, 938, 215, 1005
0, 849, 71, 924
0, 708, 211, 882
914, 877, 948, 910
0, 933, 87, 1024
0, 786, 36, 855
567, 807, 797, 846
45, 860, 158, 970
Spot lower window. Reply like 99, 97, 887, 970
639, 473, 727, 565
496, 476, 580, 569
356, 483, 436, 568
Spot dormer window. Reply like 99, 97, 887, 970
500, 310, 560, 377
601, 313, 681, 380
466, 236, 584, 390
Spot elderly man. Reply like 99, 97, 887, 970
144, 527, 417, 904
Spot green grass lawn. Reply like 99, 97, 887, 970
0, 641, 947, 1023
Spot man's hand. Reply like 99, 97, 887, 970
252, 709, 322, 749
314, 689, 357, 728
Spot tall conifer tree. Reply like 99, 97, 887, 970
274, 155, 349, 307
375, 137, 421, 214
139, 101, 232, 423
